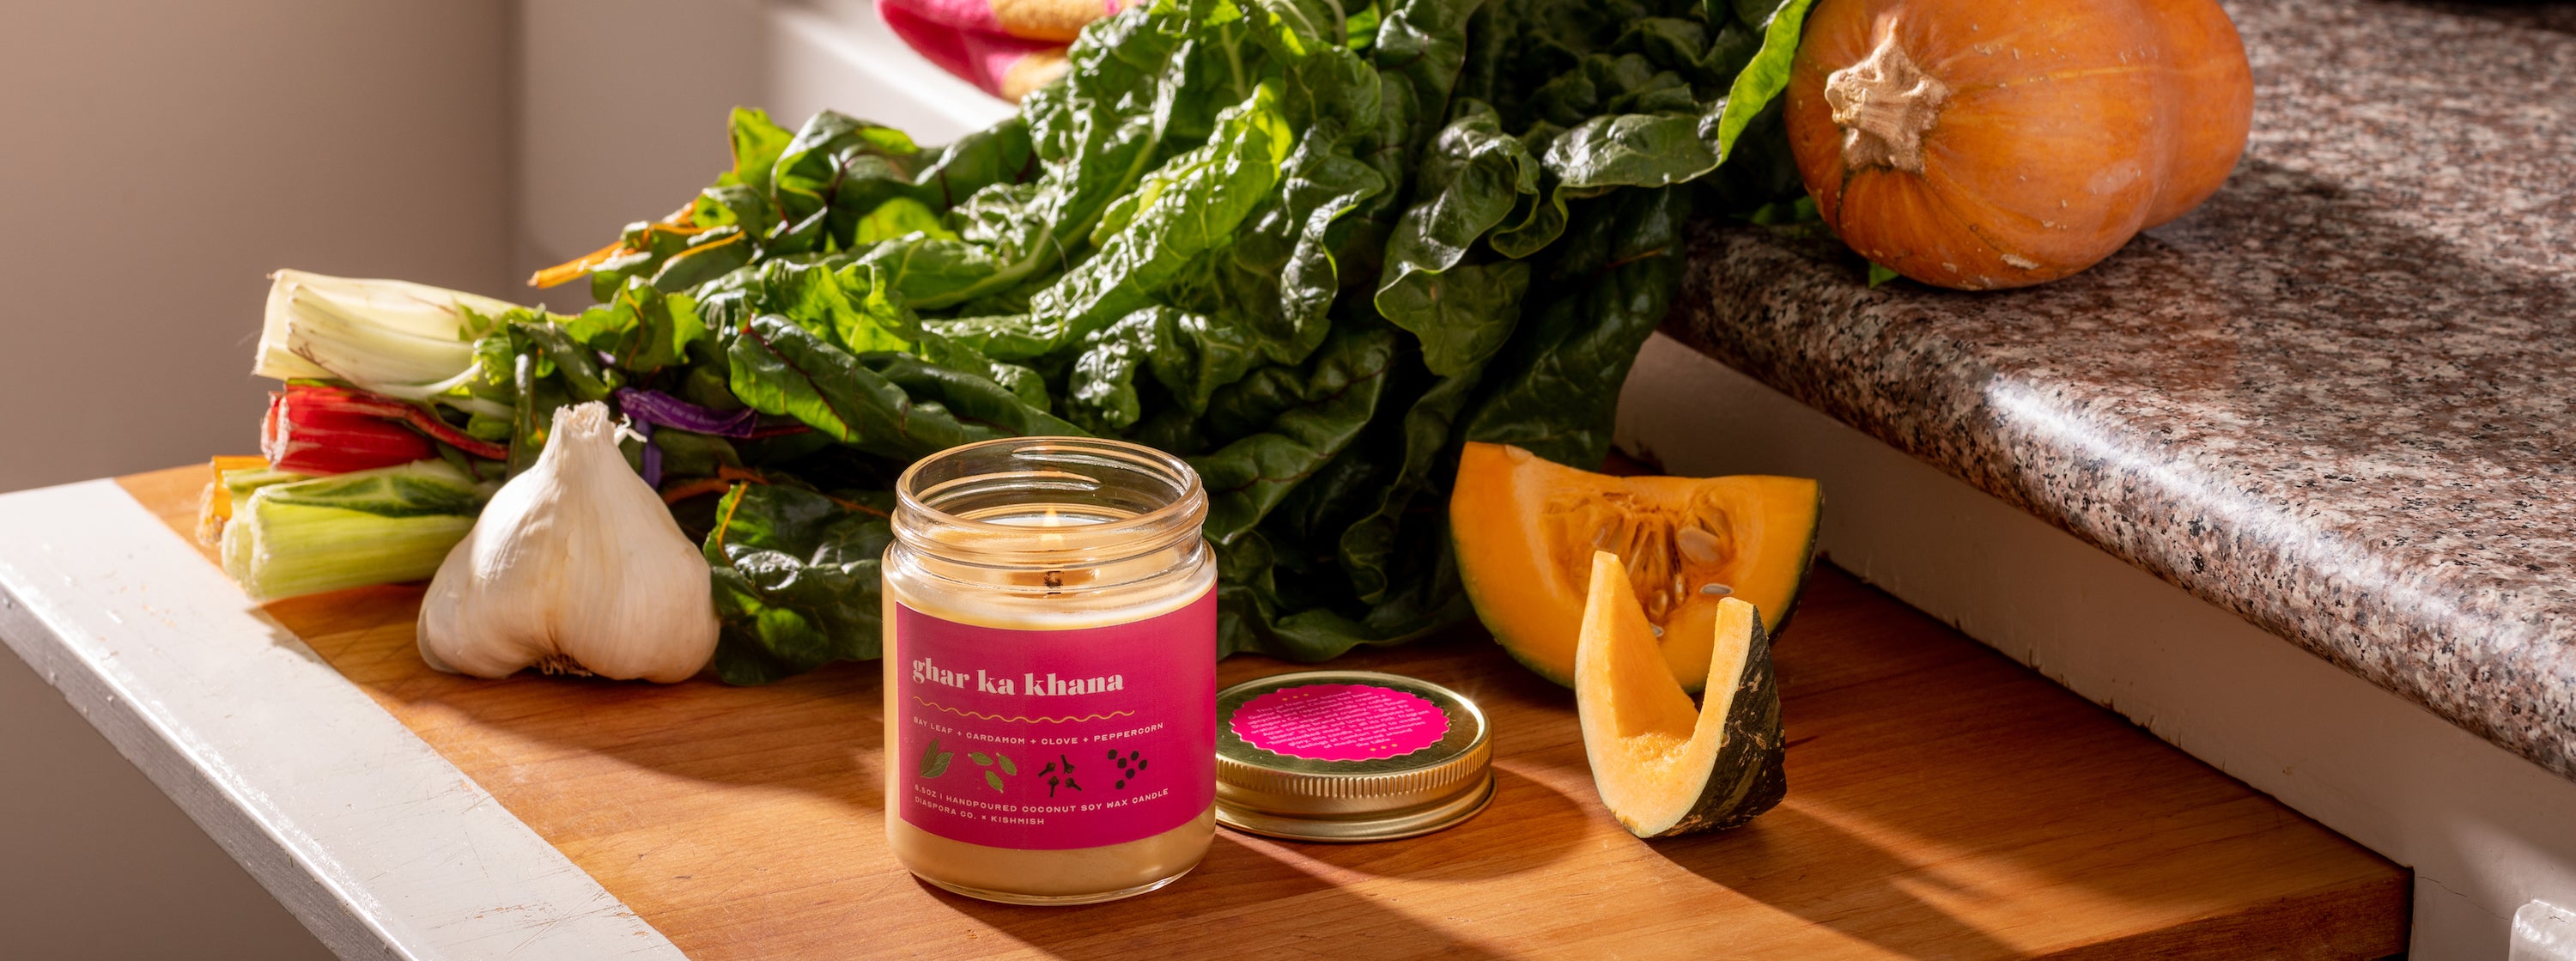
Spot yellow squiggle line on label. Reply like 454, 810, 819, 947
913, 696, 1134, 725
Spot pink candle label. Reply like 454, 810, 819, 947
894, 590, 1215, 850
1229, 683, 1450, 762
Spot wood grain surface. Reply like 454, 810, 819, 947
123, 465, 2408, 959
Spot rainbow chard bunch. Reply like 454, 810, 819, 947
235, 0, 1819, 684
210, 272, 518, 600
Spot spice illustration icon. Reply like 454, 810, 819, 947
1112, 747, 1148, 789
1043, 752, 1088, 797
920, 738, 955, 778
969, 751, 1019, 794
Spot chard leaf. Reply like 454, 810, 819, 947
1153, 124, 1387, 381
650, 228, 756, 294
1709, 0, 1818, 165
1264, 146, 1388, 348
1464, 186, 1686, 467
718, 107, 797, 204
1337, 366, 1485, 603
560, 277, 708, 374
465, 314, 618, 471
727, 315, 1079, 460
1066, 310, 1162, 433
1212, 521, 1472, 660
1372, 258, 1528, 378
1066, 305, 1277, 434
770, 112, 924, 254
921, 313, 1059, 362
906, 116, 1036, 211
1486, 121, 1571, 257
1192, 324, 1398, 541
1700, 20, 1761, 85
703, 484, 894, 684
759, 261, 916, 354
1374, 100, 1540, 375
1543, 102, 1722, 191
650, 430, 744, 481
862, 235, 1011, 308
1027, 84, 1295, 348
860, 352, 1085, 458
726, 314, 899, 445
1033, 3, 1193, 228
1370, 0, 1486, 159
855, 198, 957, 244
911, 331, 1049, 410
1154, 307, 1284, 416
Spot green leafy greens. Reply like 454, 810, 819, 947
419, 0, 1820, 681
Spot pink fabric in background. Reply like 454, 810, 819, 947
878, 0, 1065, 99
879, 0, 1005, 33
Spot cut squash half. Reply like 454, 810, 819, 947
1449, 441, 1820, 692
1577, 550, 1786, 838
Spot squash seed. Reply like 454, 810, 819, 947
1675, 526, 1722, 563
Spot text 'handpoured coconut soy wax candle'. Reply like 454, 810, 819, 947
883, 437, 1217, 904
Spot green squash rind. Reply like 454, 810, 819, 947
1637, 610, 1788, 838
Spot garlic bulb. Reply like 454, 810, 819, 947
418, 402, 717, 682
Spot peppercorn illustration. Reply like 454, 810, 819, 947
1112, 747, 1150, 790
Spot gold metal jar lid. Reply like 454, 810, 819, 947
1213, 670, 1492, 842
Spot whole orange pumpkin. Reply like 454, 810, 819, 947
1784, 0, 2252, 289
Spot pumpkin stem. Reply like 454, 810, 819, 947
1825, 31, 1952, 173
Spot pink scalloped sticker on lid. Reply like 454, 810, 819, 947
1229, 683, 1451, 762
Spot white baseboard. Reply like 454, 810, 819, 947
1618, 332, 2576, 959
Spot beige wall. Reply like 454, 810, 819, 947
517, 0, 760, 270
0, 2, 513, 955
0, 0, 516, 494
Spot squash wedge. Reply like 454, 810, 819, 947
1576, 550, 1787, 838
1450, 441, 1820, 692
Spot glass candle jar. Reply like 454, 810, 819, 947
882, 436, 1217, 904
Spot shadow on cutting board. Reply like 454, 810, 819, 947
933, 832, 1512, 959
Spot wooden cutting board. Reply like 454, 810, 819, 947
124, 465, 2407, 959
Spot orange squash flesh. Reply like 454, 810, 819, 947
1576, 552, 1786, 837
1784, 0, 2252, 289
1449, 442, 1821, 693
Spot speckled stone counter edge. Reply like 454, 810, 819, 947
1664, 224, 2576, 784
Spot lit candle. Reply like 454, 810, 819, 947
881, 437, 1216, 904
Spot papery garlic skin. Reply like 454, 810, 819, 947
418, 402, 718, 683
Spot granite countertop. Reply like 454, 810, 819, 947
1668, 0, 2576, 779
